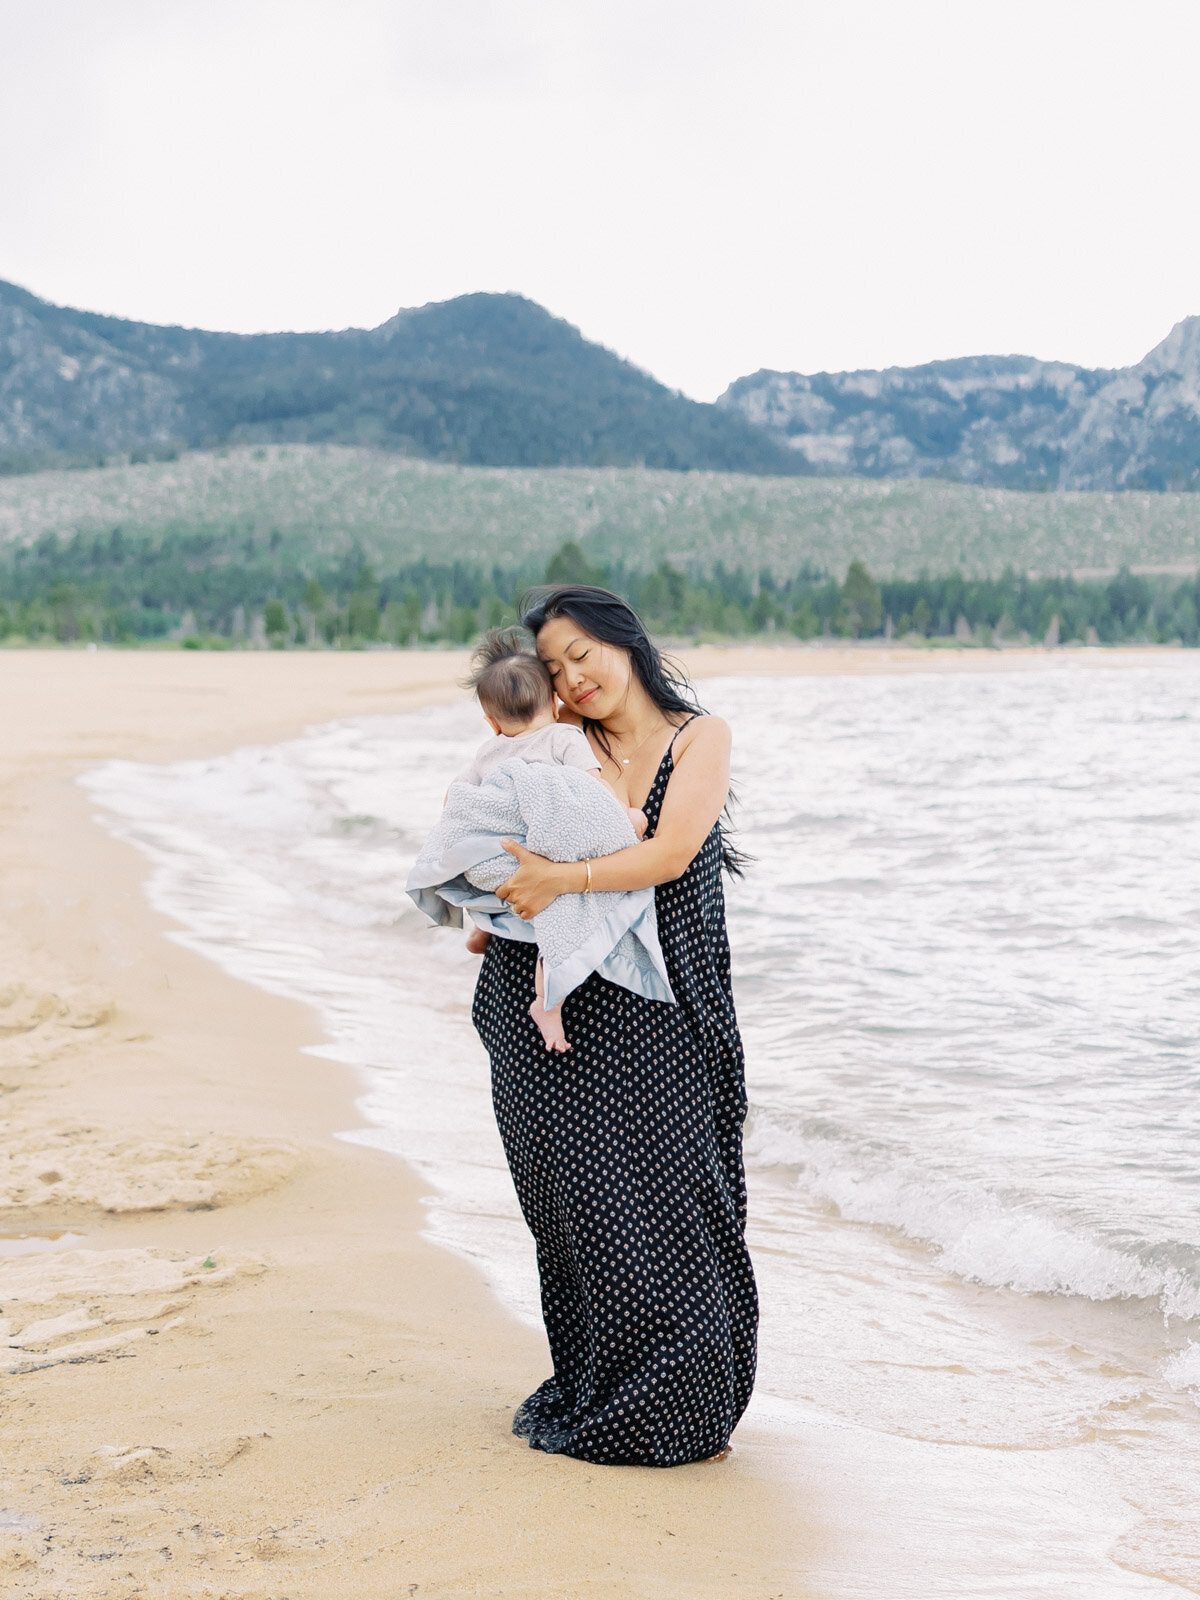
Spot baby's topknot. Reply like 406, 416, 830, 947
467, 627, 554, 724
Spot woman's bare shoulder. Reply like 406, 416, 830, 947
674, 712, 731, 758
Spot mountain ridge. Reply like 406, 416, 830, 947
5, 276, 1200, 489
718, 318, 1200, 490
0, 280, 797, 476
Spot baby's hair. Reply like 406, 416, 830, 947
467, 627, 554, 723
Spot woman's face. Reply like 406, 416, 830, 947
536, 616, 634, 722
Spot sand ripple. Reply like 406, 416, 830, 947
0, 1246, 264, 1376
0, 1122, 302, 1212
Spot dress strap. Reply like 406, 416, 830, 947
667, 712, 702, 759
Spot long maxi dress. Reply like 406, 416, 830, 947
471, 719, 758, 1466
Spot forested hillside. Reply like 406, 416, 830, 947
2, 532, 1196, 648
5, 445, 1200, 647
0, 281, 794, 475
5, 446, 1200, 581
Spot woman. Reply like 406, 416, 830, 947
472, 584, 758, 1468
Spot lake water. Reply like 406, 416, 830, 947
82, 656, 1200, 1594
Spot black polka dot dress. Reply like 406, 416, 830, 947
472, 721, 759, 1466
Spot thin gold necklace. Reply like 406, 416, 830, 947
610, 716, 669, 766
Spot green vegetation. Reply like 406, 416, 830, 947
5, 447, 1200, 585
4, 444, 1200, 648
2, 529, 1197, 647
0, 282, 795, 474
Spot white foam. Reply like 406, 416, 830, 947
1162, 1341, 1200, 1403
747, 1113, 1200, 1323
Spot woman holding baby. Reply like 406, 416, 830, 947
471, 584, 758, 1468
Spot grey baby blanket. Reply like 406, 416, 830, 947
405, 760, 676, 1010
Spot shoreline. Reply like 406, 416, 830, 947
0, 648, 1178, 1597
4, 637, 1197, 660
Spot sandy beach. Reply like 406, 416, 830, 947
1, 644, 1189, 1599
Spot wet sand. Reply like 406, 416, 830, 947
0, 645, 1182, 1598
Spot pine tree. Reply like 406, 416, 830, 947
840, 559, 883, 636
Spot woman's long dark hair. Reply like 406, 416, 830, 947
519, 583, 748, 876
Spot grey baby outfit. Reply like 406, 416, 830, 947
456, 722, 601, 786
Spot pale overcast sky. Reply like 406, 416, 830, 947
2, 0, 1198, 399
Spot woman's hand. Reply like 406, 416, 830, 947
495, 841, 577, 920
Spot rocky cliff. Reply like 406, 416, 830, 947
718, 319, 1200, 490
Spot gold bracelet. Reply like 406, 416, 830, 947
583, 858, 592, 892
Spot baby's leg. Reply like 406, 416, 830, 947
465, 914, 491, 955
530, 957, 570, 1052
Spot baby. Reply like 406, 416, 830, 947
455, 629, 646, 1052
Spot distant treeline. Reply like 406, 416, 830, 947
1, 529, 1198, 647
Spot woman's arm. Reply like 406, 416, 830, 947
495, 718, 731, 919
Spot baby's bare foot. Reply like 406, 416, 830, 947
529, 996, 570, 1052
465, 927, 491, 954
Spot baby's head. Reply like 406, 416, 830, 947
468, 627, 556, 736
